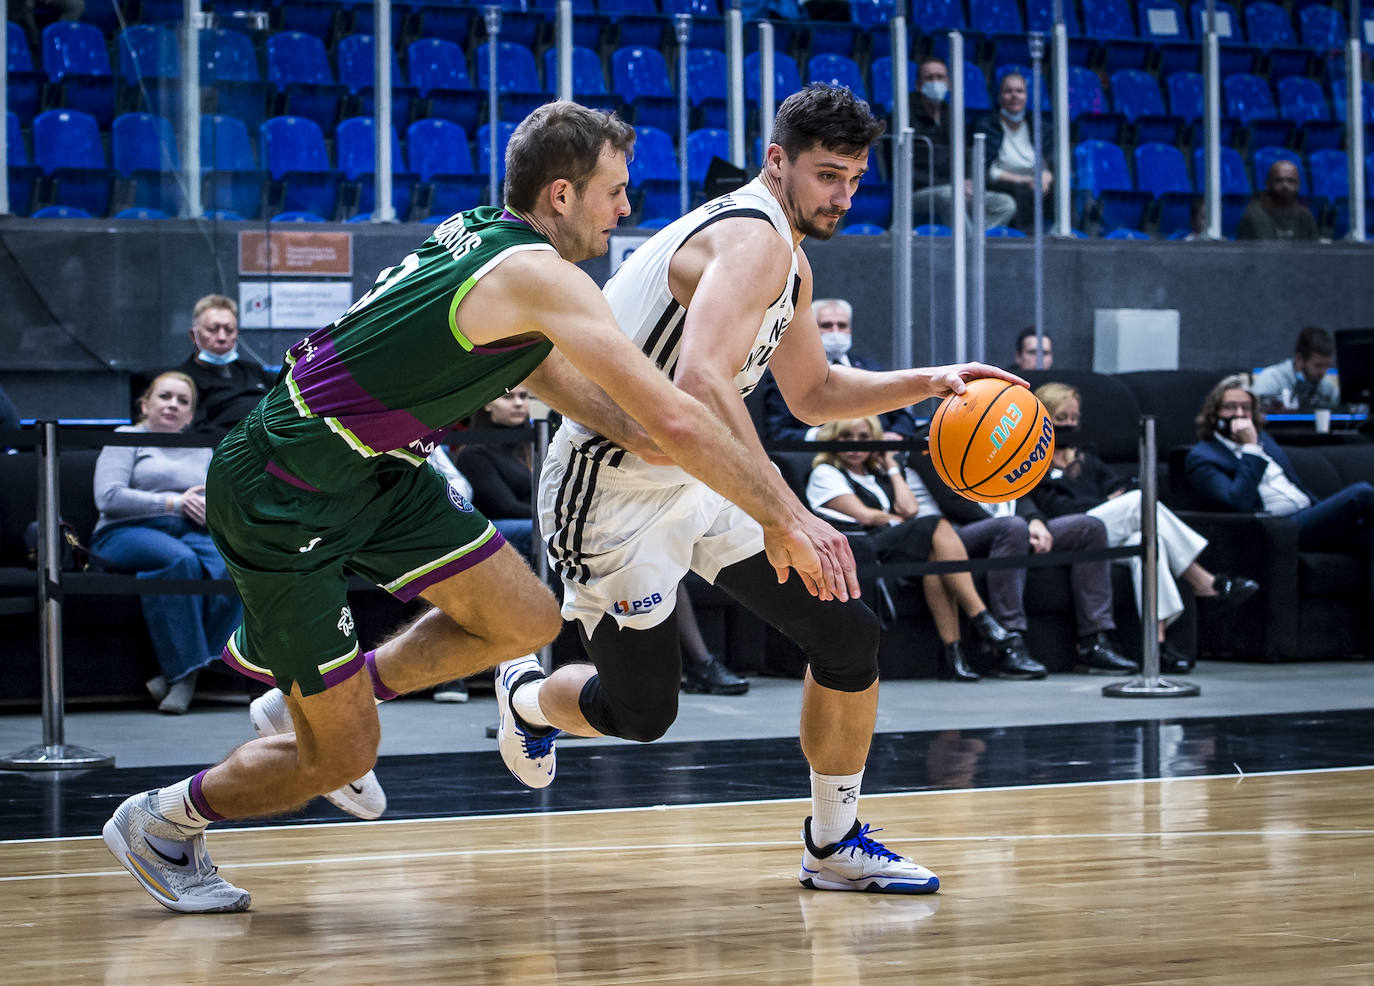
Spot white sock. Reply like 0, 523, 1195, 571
511, 676, 551, 728
156, 778, 212, 834
810, 769, 864, 847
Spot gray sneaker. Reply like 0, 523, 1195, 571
102, 791, 251, 913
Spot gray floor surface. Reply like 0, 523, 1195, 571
1, 660, 1368, 769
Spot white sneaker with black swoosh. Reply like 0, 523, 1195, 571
249, 688, 387, 820
102, 791, 250, 913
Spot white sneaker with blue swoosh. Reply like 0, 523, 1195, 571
102, 791, 250, 913
250, 688, 386, 820
496, 655, 561, 788
799, 817, 940, 894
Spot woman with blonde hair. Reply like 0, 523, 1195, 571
90, 371, 242, 713
1031, 382, 1258, 673
805, 415, 1026, 681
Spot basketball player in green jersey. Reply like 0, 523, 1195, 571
101, 101, 860, 914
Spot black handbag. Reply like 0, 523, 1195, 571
23, 520, 90, 572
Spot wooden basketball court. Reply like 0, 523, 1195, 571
2, 767, 1370, 983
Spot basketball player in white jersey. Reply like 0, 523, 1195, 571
506, 86, 1025, 893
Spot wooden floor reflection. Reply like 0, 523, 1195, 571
3, 768, 1372, 985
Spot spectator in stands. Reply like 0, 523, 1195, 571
912, 58, 1017, 231
1012, 327, 1052, 372
759, 298, 917, 443
909, 425, 1139, 677
1033, 382, 1259, 674
173, 295, 275, 435
806, 415, 1026, 682
8, 0, 83, 59
90, 372, 240, 715
1252, 326, 1340, 411
972, 71, 1053, 232
1237, 160, 1319, 242
1185, 374, 1374, 599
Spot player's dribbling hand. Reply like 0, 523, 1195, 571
926, 363, 1030, 400
764, 514, 860, 602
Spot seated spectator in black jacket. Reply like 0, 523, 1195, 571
1012, 327, 1052, 372
1237, 160, 1319, 242
173, 294, 275, 435
1185, 374, 1374, 602
758, 297, 918, 442
909, 424, 1138, 676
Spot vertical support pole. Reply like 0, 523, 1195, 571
676, 14, 692, 216
374, 0, 395, 222
971, 132, 986, 364
1203, 0, 1222, 239
1, 17, 10, 214
485, 6, 502, 207
182, 0, 204, 217
1347, 26, 1366, 241
949, 31, 967, 363
894, 128, 914, 371
757, 21, 774, 155
532, 417, 552, 672
726, 2, 745, 166
556, 0, 573, 100
1031, 31, 1046, 364
1052, 14, 1071, 236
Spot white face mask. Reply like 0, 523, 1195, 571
820, 331, 852, 361
920, 80, 949, 103
198, 347, 240, 365
1003, 108, 1026, 122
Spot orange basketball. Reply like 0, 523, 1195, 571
928, 377, 1056, 503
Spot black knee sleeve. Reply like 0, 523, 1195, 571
576, 613, 681, 742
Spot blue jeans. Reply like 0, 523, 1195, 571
90, 515, 242, 682
493, 518, 533, 559
1293, 481, 1374, 600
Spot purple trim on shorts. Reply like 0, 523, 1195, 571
364, 650, 400, 701
321, 649, 367, 690
265, 459, 322, 492
391, 528, 506, 603
221, 642, 277, 687
288, 331, 437, 451
189, 769, 225, 823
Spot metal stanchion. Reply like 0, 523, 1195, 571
1104, 416, 1200, 699
971, 131, 986, 364
675, 13, 692, 217
1, 422, 115, 769
485, 5, 502, 207
532, 416, 553, 673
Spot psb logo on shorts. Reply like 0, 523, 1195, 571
613, 592, 663, 615
447, 483, 474, 513
337, 606, 354, 636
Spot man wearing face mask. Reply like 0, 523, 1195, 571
758, 298, 918, 442
173, 295, 276, 435
972, 72, 1054, 233
912, 58, 1017, 231
1185, 374, 1374, 601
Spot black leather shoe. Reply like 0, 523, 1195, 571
940, 641, 980, 682
1159, 641, 1194, 675
1207, 574, 1259, 607
986, 637, 1048, 680
971, 610, 1017, 646
1073, 632, 1140, 675
682, 656, 749, 695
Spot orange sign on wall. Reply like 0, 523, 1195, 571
239, 230, 353, 277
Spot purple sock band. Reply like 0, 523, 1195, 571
365, 650, 399, 701
189, 769, 226, 823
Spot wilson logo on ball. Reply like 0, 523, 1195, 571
928, 378, 1056, 503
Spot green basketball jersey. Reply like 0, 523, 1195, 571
253, 207, 556, 488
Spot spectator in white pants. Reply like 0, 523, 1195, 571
1031, 383, 1259, 673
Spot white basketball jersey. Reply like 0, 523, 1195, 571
560, 178, 800, 472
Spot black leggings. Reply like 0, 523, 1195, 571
577, 552, 881, 742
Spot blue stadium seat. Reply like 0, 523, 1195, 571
261, 115, 340, 219
1251, 145, 1308, 195
1069, 66, 1123, 142
1307, 148, 1348, 203
986, 225, 1027, 236
661, 0, 726, 50
114, 206, 169, 218
685, 49, 728, 129
1331, 80, 1374, 126
270, 210, 328, 221
266, 32, 346, 132
337, 34, 417, 128
41, 21, 115, 127
477, 0, 547, 50
1225, 72, 1295, 148
969, 0, 1021, 34
808, 53, 867, 101
1083, 0, 1154, 72
685, 126, 728, 187
117, 26, 181, 119
847, 181, 892, 228
841, 223, 886, 235
1298, 4, 1345, 51
1168, 70, 1240, 145
1139, 0, 1198, 75
913, 0, 965, 31
32, 108, 112, 215
611, 46, 677, 133
407, 118, 483, 216
744, 51, 803, 108
408, 39, 482, 135
32, 204, 92, 217
1188, 1, 1259, 74
201, 113, 266, 219
1025, 0, 1096, 64
1102, 227, 1149, 238
7, 110, 38, 215
409, 0, 478, 46
1134, 140, 1191, 197
111, 111, 181, 213
965, 61, 992, 113
869, 56, 902, 117
474, 41, 553, 123
343, 0, 408, 43
277, 0, 344, 42
1192, 144, 1251, 196
806, 18, 862, 61
542, 45, 619, 112
1277, 75, 1343, 152
336, 116, 418, 219
914, 223, 951, 236
7, 22, 44, 123
1111, 69, 1181, 143
1243, 1, 1310, 78
628, 123, 679, 220
475, 120, 517, 178
201, 29, 269, 131
1075, 138, 1150, 231
599, 0, 666, 49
